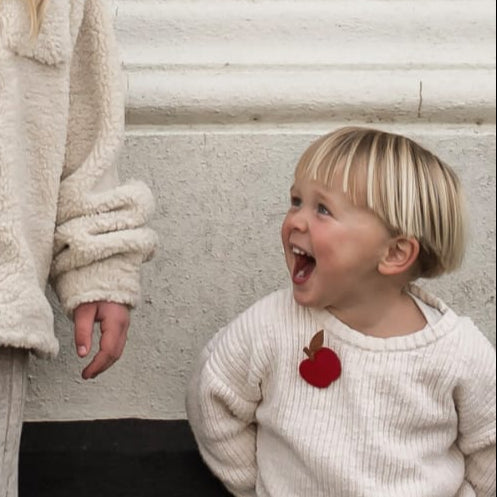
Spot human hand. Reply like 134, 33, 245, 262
73, 301, 130, 380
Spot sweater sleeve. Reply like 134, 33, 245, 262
49, 0, 157, 315
186, 312, 267, 497
454, 326, 496, 496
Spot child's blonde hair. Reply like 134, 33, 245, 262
295, 126, 467, 278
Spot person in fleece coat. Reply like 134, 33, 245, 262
0, 0, 157, 494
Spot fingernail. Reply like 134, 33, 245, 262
78, 346, 87, 356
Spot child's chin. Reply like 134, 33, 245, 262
291, 288, 317, 308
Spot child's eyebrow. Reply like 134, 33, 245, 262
315, 188, 342, 210
314, 187, 333, 202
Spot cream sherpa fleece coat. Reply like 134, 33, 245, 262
0, 0, 157, 357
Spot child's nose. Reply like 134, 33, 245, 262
291, 208, 309, 232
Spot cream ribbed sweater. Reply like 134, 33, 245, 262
186, 285, 496, 497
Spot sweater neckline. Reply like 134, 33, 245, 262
308, 284, 459, 352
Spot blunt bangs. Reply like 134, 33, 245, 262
294, 129, 373, 208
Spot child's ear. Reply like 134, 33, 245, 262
378, 237, 420, 276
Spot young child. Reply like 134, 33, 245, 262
0, 0, 156, 494
186, 127, 496, 497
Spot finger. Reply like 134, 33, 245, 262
82, 349, 117, 380
82, 319, 128, 380
73, 303, 98, 358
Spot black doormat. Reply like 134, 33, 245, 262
19, 419, 233, 497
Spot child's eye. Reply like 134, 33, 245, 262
318, 203, 331, 216
290, 196, 301, 208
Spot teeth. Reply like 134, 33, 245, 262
292, 246, 307, 256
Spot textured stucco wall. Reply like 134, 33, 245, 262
25, 0, 495, 421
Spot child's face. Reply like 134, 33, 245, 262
281, 176, 394, 311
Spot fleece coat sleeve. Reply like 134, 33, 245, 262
49, 0, 157, 315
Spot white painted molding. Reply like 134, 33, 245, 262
114, 0, 496, 124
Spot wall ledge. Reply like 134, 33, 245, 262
115, 0, 496, 125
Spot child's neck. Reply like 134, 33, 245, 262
326, 286, 427, 338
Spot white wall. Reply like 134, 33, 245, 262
25, 0, 496, 421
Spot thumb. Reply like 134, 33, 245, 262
73, 303, 98, 357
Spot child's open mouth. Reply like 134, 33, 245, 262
292, 246, 316, 284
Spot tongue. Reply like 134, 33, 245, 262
293, 255, 316, 284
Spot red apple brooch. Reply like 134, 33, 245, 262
299, 330, 341, 388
